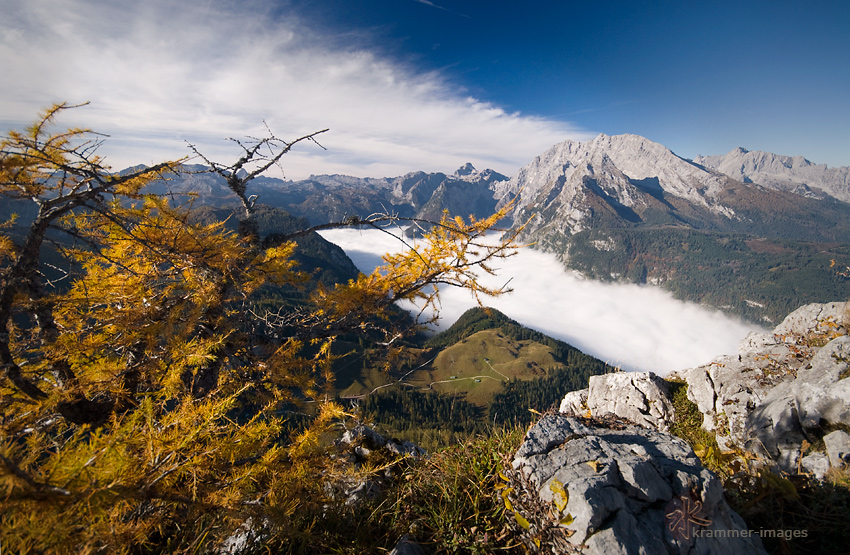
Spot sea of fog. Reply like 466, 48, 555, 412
318, 228, 765, 375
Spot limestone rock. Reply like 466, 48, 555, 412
216, 517, 269, 555
326, 424, 427, 507
670, 333, 800, 452
772, 302, 848, 338
746, 336, 850, 470
340, 424, 389, 448
801, 452, 830, 480
586, 372, 675, 431
344, 478, 381, 506
745, 389, 804, 470
560, 372, 674, 432
793, 337, 850, 428
824, 430, 850, 470
386, 438, 427, 459
672, 302, 850, 473
340, 424, 427, 460
559, 388, 588, 415
512, 414, 766, 555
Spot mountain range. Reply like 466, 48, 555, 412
151, 135, 850, 324
491, 135, 850, 322
695, 147, 850, 201
495, 134, 850, 243
158, 162, 506, 226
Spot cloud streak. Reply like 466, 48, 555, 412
413, 0, 449, 12
319, 228, 764, 375
0, 0, 589, 178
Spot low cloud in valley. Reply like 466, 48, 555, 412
320, 228, 764, 375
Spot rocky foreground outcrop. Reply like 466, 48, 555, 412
562, 301, 850, 478
514, 301, 850, 554
511, 414, 765, 554
671, 301, 850, 475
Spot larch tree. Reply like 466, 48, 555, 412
0, 104, 521, 553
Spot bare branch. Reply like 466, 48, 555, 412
186, 128, 329, 220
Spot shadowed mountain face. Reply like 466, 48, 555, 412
151, 163, 508, 226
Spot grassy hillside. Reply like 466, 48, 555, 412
344, 308, 612, 445
335, 327, 564, 406
338, 307, 610, 404
414, 329, 559, 406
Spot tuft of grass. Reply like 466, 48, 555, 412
666, 379, 727, 475
258, 425, 529, 554
377, 425, 528, 553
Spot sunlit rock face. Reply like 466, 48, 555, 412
696, 147, 850, 202
559, 371, 675, 432
511, 414, 766, 555
672, 302, 850, 474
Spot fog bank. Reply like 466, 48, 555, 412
319, 228, 764, 375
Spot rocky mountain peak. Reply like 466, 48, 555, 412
493, 133, 736, 241
454, 162, 476, 177
449, 163, 508, 187
695, 147, 850, 202
501, 133, 729, 204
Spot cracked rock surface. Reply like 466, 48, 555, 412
671, 302, 850, 473
512, 414, 765, 555
560, 372, 675, 432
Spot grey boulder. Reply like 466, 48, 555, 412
388, 534, 425, 555
824, 430, 850, 470
560, 372, 675, 432
801, 452, 830, 480
512, 414, 765, 555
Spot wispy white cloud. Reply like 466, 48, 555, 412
319, 228, 764, 375
413, 0, 449, 12
0, 0, 588, 178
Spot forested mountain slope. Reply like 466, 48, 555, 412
353, 307, 613, 446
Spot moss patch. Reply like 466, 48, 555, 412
666, 379, 725, 473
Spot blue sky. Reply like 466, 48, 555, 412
2, 0, 848, 178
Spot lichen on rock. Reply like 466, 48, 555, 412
510, 414, 766, 554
